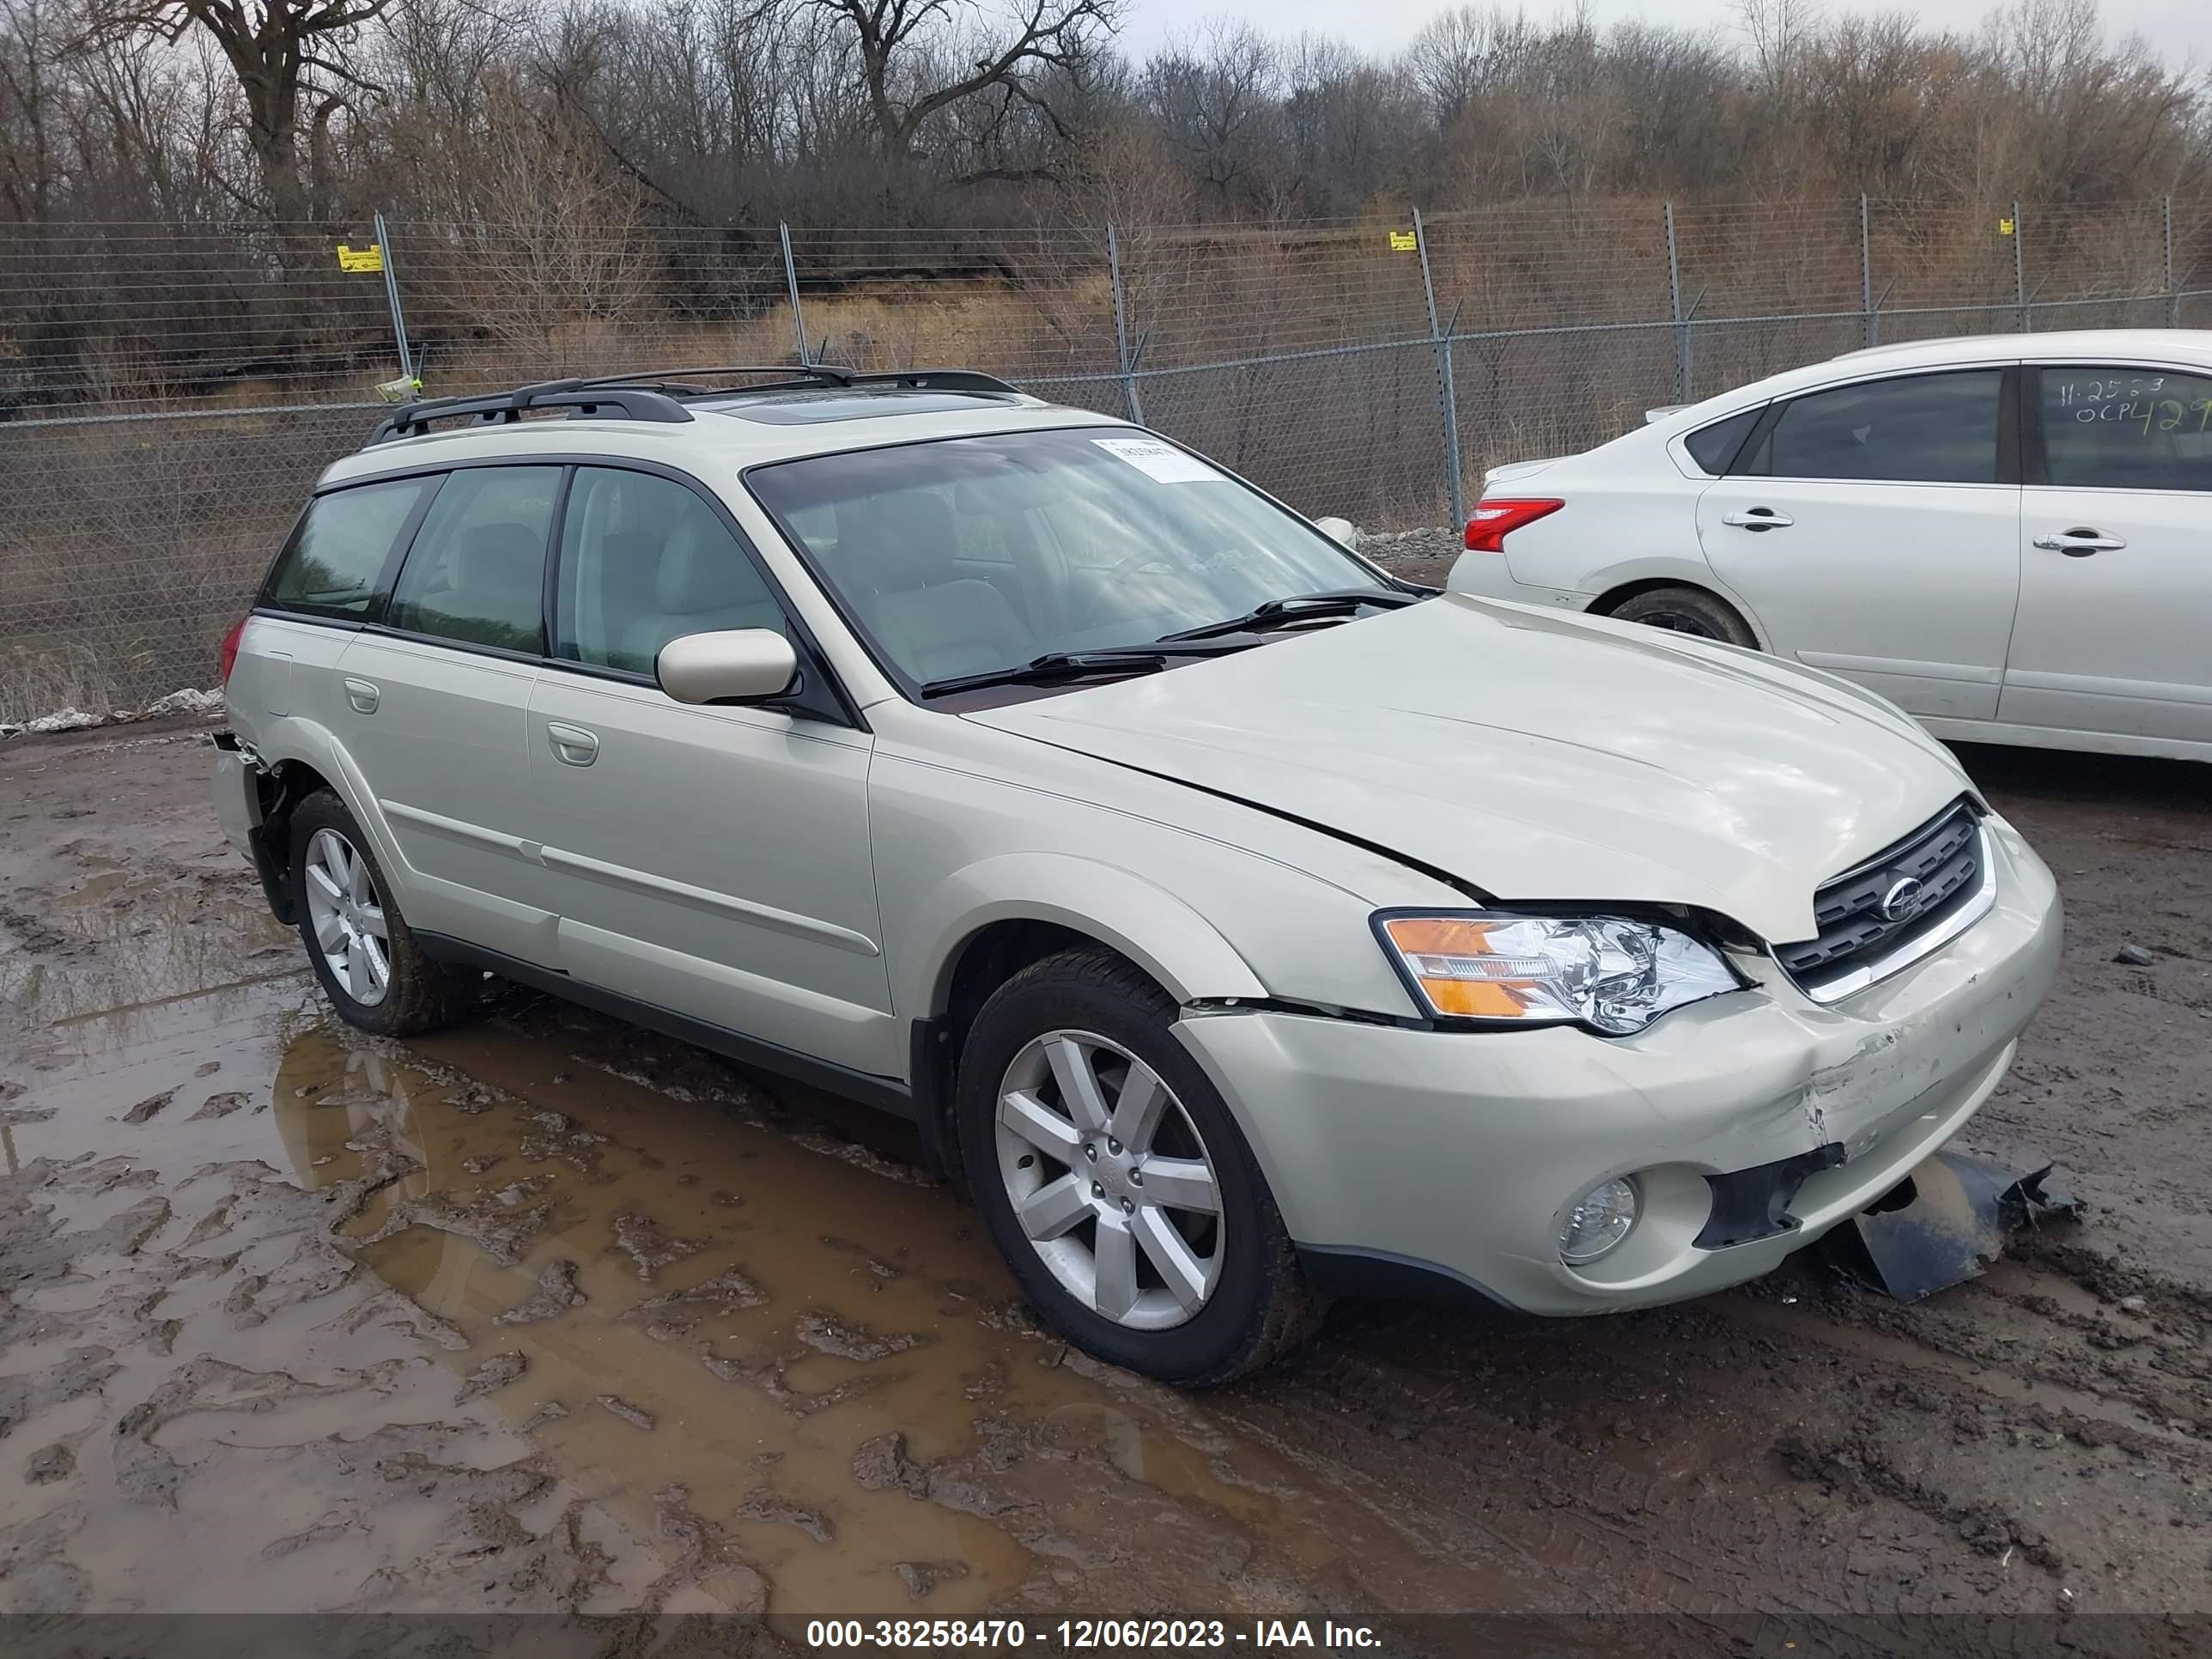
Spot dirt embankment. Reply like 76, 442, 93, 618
0, 717, 2207, 1635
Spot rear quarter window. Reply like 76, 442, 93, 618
1683, 406, 1762, 475
264, 477, 438, 619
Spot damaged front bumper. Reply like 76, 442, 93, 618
1173, 815, 2063, 1316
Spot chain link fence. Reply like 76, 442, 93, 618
4, 197, 2209, 721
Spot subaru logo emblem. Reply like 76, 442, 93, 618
1877, 878, 1925, 922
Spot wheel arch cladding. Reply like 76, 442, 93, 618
897, 854, 1268, 1023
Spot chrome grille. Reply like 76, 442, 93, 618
1777, 803, 1985, 995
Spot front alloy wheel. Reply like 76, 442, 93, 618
956, 947, 1316, 1385
996, 1030, 1224, 1329
303, 827, 391, 1006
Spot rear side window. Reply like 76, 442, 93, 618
556, 468, 785, 675
2040, 367, 2212, 491
1759, 370, 2002, 484
1684, 406, 1761, 475
264, 478, 434, 619
387, 466, 562, 653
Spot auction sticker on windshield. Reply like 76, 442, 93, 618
1091, 435, 1222, 483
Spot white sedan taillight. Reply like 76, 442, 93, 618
1465, 498, 1564, 553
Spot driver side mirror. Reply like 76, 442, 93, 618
1313, 515, 1359, 549
656, 629, 799, 705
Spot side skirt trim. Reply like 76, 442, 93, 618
413, 931, 916, 1121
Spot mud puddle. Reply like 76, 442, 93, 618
0, 966, 1534, 1616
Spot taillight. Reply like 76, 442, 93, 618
218, 616, 247, 687
1465, 498, 1564, 552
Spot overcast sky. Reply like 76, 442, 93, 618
1117, 0, 2212, 73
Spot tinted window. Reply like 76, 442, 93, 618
264, 478, 434, 618
387, 466, 562, 653
1684, 406, 1761, 475
556, 469, 785, 675
1764, 371, 2002, 484
2041, 367, 2212, 491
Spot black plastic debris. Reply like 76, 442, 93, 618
1822, 1151, 2080, 1304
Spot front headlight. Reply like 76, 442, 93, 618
1376, 911, 1742, 1035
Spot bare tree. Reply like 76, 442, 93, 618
82, 0, 397, 220
804, 0, 1118, 165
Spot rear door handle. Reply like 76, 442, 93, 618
342, 678, 380, 714
2032, 527, 2126, 556
545, 721, 600, 766
1721, 508, 1794, 531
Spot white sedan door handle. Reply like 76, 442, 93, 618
1721, 508, 1794, 531
546, 722, 600, 766
342, 677, 380, 714
2032, 528, 2126, 557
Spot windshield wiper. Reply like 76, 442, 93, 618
1155, 586, 1428, 643
920, 643, 1246, 699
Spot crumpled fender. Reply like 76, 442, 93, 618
895, 851, 1268, 1018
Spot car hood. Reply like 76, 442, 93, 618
963, 594, 1973, 944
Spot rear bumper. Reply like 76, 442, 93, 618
210, 735, 293, 924
1173, 817, 2062, 1316
210, 734, 258, 859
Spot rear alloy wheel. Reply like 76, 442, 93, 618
289, 790, 478, 1037
303, 827, 391, 1007
1608, 585, 1759, 648
957, 947, 1317, 1385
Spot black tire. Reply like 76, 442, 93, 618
955, 947, 1317, 1386
288, 790, 478, 1036
1607, 585, 1759, 648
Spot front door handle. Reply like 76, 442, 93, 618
342, 678, 380, 714
545, 722, 600, 766
2032, 527, 2126, 557
1721, 507, 1794, 531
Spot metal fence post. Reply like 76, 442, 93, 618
1665, 203, 1692, 404
1860, 194, 1878, 349
2013, 200, 2028, 334
371, 210, 415, 392
1107, 223, 1145, 426
780, 222, 809, 364
2165, 196, 2180, 329
1413, 210, 1465, 530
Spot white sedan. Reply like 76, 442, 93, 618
1450, 328, 2212, 763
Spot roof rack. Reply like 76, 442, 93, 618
369, 379, 694, 443
581, 364, 1022, 398
368, 363, 1022, 444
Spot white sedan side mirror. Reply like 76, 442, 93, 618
1313, 515, 1359, 549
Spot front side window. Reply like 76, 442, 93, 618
386, 465, 562, 653
746, 428, 1388, 688
2040, 367, 2212, 491
1759, 370, 2003, 484
264, 477, 435, 619
556, 468, 786, 675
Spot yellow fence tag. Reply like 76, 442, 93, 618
1997, 218, 2015, 237
1389, 230, 1419, 252
337, 242, 386, 273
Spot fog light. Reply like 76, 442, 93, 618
1559, 1177, 1639, 1266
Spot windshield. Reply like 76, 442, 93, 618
744, 427, 1389, 690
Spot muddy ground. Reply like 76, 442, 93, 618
1, 710, 2209, 1644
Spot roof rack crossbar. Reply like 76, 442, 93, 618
367, 364, 1023, 445
369, 380, 696, 444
